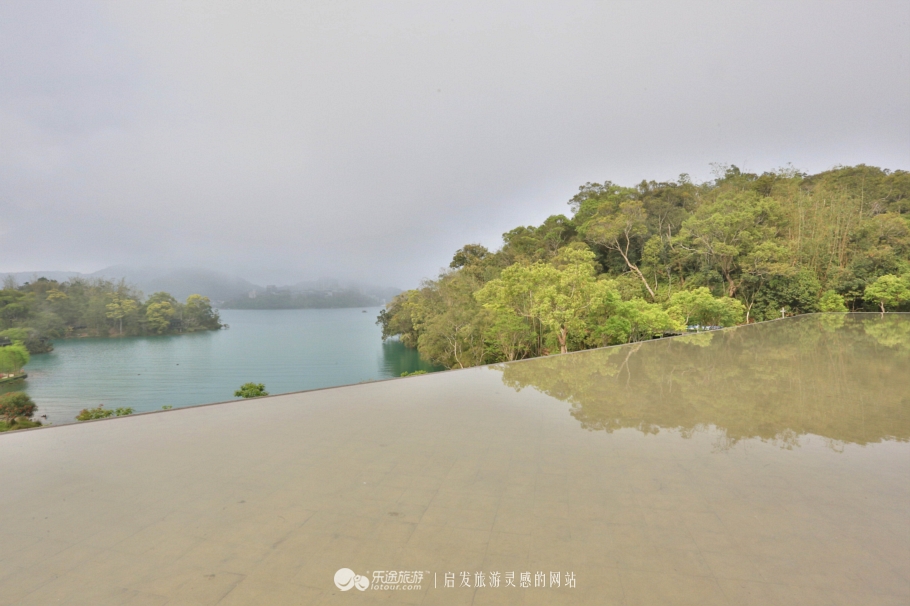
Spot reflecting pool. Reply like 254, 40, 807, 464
498, 312, 910, 448
0, 314, 907, 605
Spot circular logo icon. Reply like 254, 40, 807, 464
334, 568, 369, 591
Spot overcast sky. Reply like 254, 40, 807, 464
2, 1, 908, 287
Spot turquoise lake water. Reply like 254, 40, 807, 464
1, 308, 440, 426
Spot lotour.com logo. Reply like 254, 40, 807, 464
334, 568, 370, 592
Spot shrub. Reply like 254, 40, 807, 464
818, 290, 848, 312
400, 370, 428, 377
235, 383, 269, 398
0, 392, 37, 426
75, 405, 134, 421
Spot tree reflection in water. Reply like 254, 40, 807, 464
497, 313, 909, 450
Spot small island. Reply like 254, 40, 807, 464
0, 276, 224, 355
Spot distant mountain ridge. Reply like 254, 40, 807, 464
1, 267, 259, 304
1, 267, 401, 308
92, 267, 261, 303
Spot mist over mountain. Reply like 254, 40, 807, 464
1, 267, 401, 307
287, 280, 401, 303
1, 271, 84, 284
92, 267, 261, 303
219, 279, 402, 309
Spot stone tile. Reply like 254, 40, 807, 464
218, 578, 323, 605
419, 505, 497, 531
702, 551, 764, 581
720, 577, 834, 605
620, 570, 730, 606
127, 566, 244, 605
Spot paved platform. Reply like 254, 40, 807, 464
1, 315, 907, 605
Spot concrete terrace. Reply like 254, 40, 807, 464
1, 315, 908, 605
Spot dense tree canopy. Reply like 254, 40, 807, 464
379, 165, 910, 369
0, 277, 223, 348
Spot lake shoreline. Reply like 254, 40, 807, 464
2, 308, 440, 427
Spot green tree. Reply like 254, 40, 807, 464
676, 191, 782, 297
736, 241, 791, 322
864, 274, 910, 313
235, 383, 269, 398
666, 287, 745, 327
482, 310, 535, 362
106, 293, 139, 335
749, 269, 821, 321
818, 290, 848, 312
475, 260, 552, 359
500, 215, 578, 264
0, 303, 29, 322
183, 294, 222, 331
377, 290, 423, 346
0, 342, 30, 375
106, 294, 139, 335
581, 199, 656, 298
1, 328, 53, 354
532, 247, 618, 354
414, 272, 488, 368
0, 392, 37, 426
594, 298, 681, 345
145, 301, 176, 334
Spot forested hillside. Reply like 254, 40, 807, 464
0, 276, 223, 351
378, 165, 910, 369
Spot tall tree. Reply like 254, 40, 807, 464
676, 191, 783, 297
581, 200, 656, 299
864, 274, 910, 313
106, 294, 139, 335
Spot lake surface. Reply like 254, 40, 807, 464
2, 308, 440, 425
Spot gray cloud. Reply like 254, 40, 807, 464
2, 0, 908, 287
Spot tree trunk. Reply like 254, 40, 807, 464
723, 270, 737, 297
558, 327, 568, 354
615, 245, 656, 299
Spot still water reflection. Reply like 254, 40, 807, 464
498, 314, 909, 448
